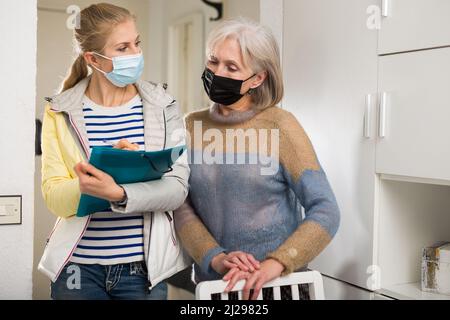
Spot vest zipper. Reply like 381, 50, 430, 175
147, 102, 169, 288
48, 103, 92, 280
165, 211, 178, 246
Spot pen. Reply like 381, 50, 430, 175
102, 139, 118, 147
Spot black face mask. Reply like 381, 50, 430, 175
202, 68, 256, 106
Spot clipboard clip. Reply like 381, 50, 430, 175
141, 154, 174, 174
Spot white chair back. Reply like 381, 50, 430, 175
195, 270, 325, 300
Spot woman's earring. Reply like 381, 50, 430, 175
247, 88, 255, 95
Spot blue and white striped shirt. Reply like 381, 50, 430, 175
71, 94, 146, 265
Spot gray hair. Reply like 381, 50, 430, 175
206, 18, 284, 110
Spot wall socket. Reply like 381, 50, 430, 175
0, 196, 22, 225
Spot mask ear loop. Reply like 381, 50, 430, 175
92, 52, 113, 61
90, 52, 113, 75
244, 73, 257, 82
243, 73, 257, 95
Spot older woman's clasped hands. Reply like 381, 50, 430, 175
211, 252, 285, 300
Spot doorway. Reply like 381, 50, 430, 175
34, 0, 260, 300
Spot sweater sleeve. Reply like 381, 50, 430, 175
174, 197, 227, 275
267, 112, 340, 275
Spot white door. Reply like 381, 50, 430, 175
379, 0, 450, 54
167, 13, 205, 114
283, 0, 380, 289
376, 47, 450, 181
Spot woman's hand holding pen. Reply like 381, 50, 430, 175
113, 139, 140, 151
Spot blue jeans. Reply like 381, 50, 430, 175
51, 261, 167, 300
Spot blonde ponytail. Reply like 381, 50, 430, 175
62, 55, 89, 92
60, 3, 135, 92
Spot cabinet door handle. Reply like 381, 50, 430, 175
379, 92, 388, 138
382, 0, 390, 17
364, 94, 372, 139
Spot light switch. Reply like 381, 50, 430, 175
0, 205, 8, 216
0, 196, 22, 225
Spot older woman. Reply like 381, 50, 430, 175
174, 18, 340, 300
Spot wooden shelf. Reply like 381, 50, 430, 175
379, 282, 450, 300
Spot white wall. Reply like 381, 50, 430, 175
0, 0, 37, 300
225, 0, 260, 22
260, 0, 283, 62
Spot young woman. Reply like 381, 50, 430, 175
38, 3, 190, 300
175, 18, 340, 300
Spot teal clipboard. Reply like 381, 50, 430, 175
76, 145, 186, 217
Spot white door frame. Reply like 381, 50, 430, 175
167, 12, 205, 114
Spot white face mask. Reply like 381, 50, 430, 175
92, 52, 145, 87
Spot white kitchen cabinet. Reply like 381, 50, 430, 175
376, 48, 450, 182
379, 0, 450, 54
281, 0, 450, 300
